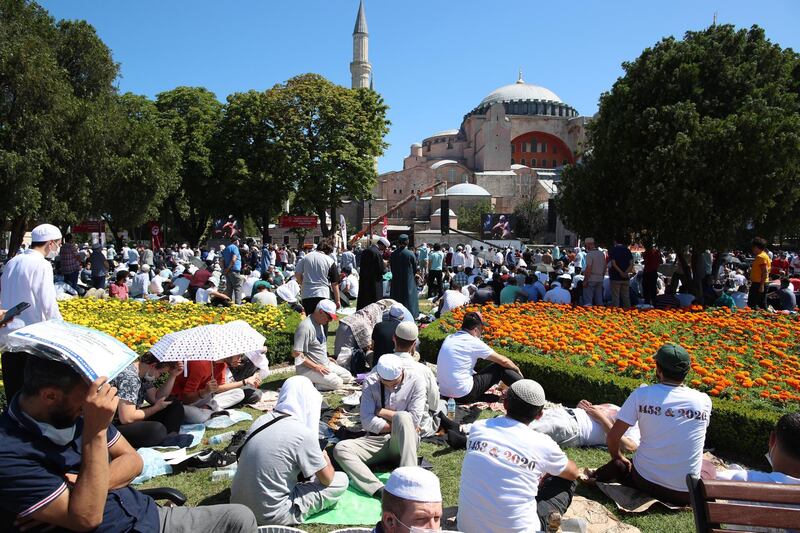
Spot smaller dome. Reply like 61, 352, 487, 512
428, 129, 459, 138
444, 183, 491, 197
430, 159, 459, 170
510, 164, 528, 170
432, 208, 457, 217
411, 143, 422, 148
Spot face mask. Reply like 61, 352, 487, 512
766, 443, 775, 468
46, 243, 60, 260
36, 420, 77, 446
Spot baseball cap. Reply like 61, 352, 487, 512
655, 344, 691, 375
395, 321, 419, 342
316, 299, 338, 320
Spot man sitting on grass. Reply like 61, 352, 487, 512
457, 379, 579, 532
0, 358, 256, 533
333, 354, 427, 498
436, 311, 522, 404
293, 299, 354, 391
715, 412, 799, 485
231, 376, 348, 526
585, 343, 712, 505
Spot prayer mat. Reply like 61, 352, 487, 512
250, 390, 280, 411
304, 473, 390, 525
563, 495, 641, 532
595, 482, 685, 513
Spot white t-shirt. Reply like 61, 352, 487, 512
452, 252, 466, 267
574, 406, 641, 447
437, 331, 494, 398
458, 417, 568, 533
617, 383, 712, 492
440, 290, 469, 314
716, 467, 800, 485
252, 290, 277, 306
195, 287, 212, 304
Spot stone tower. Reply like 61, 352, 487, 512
350, 0, 371, 89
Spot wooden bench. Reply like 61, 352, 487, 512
687, 474, 800, 532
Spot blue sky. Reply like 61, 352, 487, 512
40, 0, 800, 173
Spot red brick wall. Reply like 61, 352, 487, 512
510, 131, 574, 168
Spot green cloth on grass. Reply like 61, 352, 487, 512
305, 472, 390, 525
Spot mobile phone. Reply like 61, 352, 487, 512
1, 302, 30, 325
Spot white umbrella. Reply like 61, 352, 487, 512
150, 320, 266, 362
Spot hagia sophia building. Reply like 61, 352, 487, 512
343, 1, 587, 247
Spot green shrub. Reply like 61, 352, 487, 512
419, 322, 779, 464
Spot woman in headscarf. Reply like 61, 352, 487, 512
230, 376, 349, 526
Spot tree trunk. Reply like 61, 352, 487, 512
689, 249, 705, 305
8, 216, 27, 259
317, 205, 330, 237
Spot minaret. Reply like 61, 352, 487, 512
350, 0, 372, 89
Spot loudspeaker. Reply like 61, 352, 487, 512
547, 199, 557, 233
440, 199, 450, 235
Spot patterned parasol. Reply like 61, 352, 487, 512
150, 320, 266, 362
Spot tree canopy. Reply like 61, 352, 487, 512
557, 24, 800, 251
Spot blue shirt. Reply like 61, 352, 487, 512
609, 244, 633, 281
0, 395, 159, 533
429, 251, 444, 271
521, 282, 546, 302
222, 244, 241, 272
259, 247, 271, 273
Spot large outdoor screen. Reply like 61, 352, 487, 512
481, 213, 517, 240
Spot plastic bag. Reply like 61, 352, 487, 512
132, 448, 173, 484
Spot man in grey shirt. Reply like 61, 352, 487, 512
296, 242, 341, 316
333, 353, 426, 497
293, 299, 354, 391
583, 237, 607, 306
231, 376, 348, 526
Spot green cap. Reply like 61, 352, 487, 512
655, 344, 691, 375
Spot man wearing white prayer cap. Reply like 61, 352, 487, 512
231, 376, 349, 525
334, 353, 427, 498
392, 322, 441, 438
374, 466, 443, 532
0, 223, 63, 399
457, 379, 579, 533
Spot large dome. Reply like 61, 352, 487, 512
480, 79, 562, 107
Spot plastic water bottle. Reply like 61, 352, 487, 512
447, 398, 456, 419
208, 431, 234, 446
210, 468, 236, 481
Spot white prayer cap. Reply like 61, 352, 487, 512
141, 264, 151, 273
385, 467, 442, 503
376, 353, 404, 381
31, 224, 62, 242
510, 379, 546, 407
395, 321, 418, 342
378, 237, 390, 247
174, 265, 185, 276
208, 276, 219, 287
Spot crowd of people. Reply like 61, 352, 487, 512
0, 223, 798, 533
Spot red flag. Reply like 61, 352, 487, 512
148, 222, 163, 250
381, 216, 388, 237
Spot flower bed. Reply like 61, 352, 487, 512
419, 303, 798, 462
59, 299, 301, 365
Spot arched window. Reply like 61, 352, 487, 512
531, 158, 537, 167
511, 158, 516, 165
531, 139, 538, 152
552, 160, 557, 168
520, 158, 526, 166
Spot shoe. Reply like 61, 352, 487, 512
208, 410, 230, 419
184, 449, 238, 470
418, 457, 434, 470
545, 511, 562, 533
224, 430, 247, 455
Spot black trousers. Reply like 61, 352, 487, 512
116, 401, 185, 448
1, 352, 29, 403
454, 363, 522, 404
536, 476, 577, 529
302, 297, 325, 317
642, 271, 658, 305
748, 285, 767, 309
428, 270, 443, 298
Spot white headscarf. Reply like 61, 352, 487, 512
274, 375, 321, 432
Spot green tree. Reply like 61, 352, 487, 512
214, 90, 292, 242
456, 199, 492, 233
95, 94, 180, 241
156, 86, 223, 246
0, 1, 120, 253
557, 24, 800, 299
270, 74, 389, 237
514, 199, 547, 242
